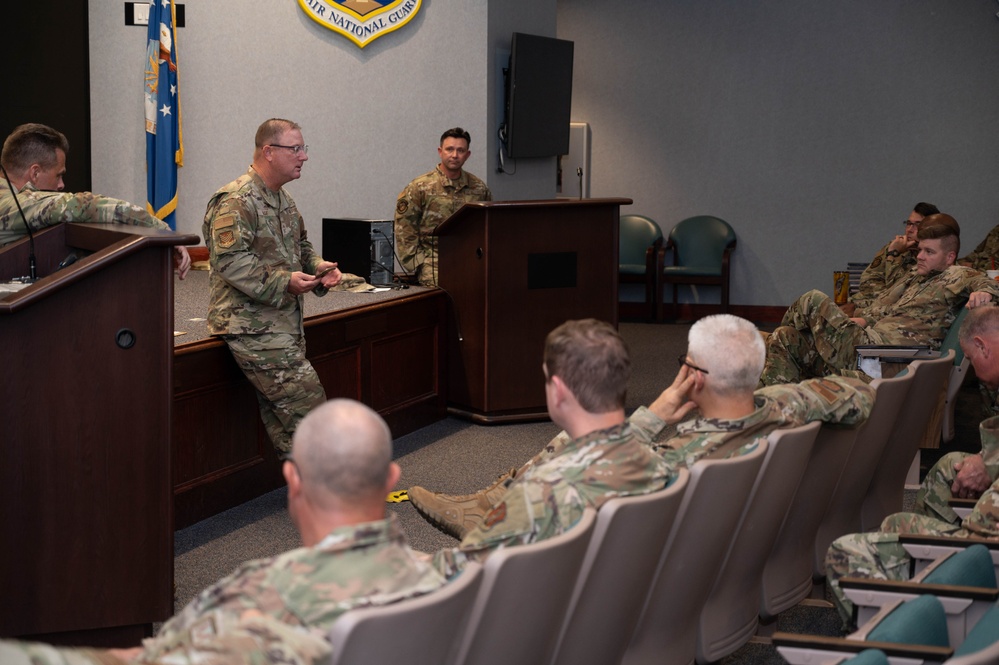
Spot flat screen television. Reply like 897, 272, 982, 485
505, 32, 574, 159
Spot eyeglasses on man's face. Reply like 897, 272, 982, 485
677, 354, 709, 374
267, 144, 309, 155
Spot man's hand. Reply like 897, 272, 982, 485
952, 453, 991, 499
966, 291, 994, 309
173, 246, 191, 280
849, 317, 868, 327
648, 365, 699, 425
287, 271, 321, 295
839, 302, 857, 317
315, 261, 343, 289
887, 235, 916, 253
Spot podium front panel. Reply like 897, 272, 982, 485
438, 199, 624, 420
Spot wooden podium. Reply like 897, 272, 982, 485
436, 198, 630, 422
0, 222, 196, 646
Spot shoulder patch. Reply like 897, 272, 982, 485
396, 199, 409, 215
213, 211, 238, 248
869, 255, 883, 269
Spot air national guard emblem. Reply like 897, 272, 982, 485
298, 0, 423, 48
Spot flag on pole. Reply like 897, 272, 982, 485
144, 0, 183, 229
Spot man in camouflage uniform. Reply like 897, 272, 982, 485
0, 123, 190, 275
915, 305, 999, 522
394, 127, 491, 286
845, 202, 940, 314
825, 305, 999, 628
0, 399, 448, 665
761, 219, 999, 386
959, 221, 999, 271
415, 315, 874, 570
204, 118, 343, 456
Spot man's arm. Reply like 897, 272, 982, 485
851, 242, 899, 309
959, 224, 999, 271
756, 376, 876, 428
205, 195, 296, 307
951, 453, 992, 498
393, 182, 425, 276
13, 189, 171, 231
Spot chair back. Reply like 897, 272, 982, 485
856, 595, 949, 647
453, 508, 597, 665
550, 470, 690, 665
942, 307, 972, 443
326, 562, 483, 665
861, 350, 955, 530
949, 601, 999, 663
667, 215, 736, 274
761, 424, 860, 619
697, 421, 820, 663
813, 371, 914, 576
619, 214, 663, 273
622, 442, 768, 665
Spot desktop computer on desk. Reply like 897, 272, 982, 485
322, 218, 394, 285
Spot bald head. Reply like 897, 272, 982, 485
290, 399, 393, 507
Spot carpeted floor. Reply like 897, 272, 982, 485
173, 321, 983, 664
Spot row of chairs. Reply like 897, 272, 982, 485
619, 214, 737, 322
325, 350, 957, 665
775, 543, 999, 663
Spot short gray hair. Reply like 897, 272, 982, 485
687, 314, 765, 396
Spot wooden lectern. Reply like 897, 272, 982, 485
0, 223, 196, 646
435, 198, 631, 422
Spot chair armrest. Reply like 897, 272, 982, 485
949, 498, 978, 520
900, 534, 999, 550
772, 632, 953, 664
900, 535, 999, 578
840, 577, 999, 602
855, 345, 936, 359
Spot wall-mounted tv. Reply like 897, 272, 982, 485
505, 32, 574, 159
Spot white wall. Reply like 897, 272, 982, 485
558, 0, 999, 307
89, 0, 558, 247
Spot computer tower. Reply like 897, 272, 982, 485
321, 218, 394, 285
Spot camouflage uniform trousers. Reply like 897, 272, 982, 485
825, 512, 964, 627
761, 289, 869, 385
0, 615, 329, 665
915, 414, 999, 523
224, 332, 326, 457
914, 451, 976, 525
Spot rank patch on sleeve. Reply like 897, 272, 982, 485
213, 212, 237, 248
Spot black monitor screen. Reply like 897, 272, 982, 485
506, 32, 574, 159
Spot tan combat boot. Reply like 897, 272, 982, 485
408, 468, 516, 539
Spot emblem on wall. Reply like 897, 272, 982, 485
298, 0, 422, 48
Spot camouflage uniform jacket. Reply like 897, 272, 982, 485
432, 420, 672, 578
960, 223, 999, 271
0, 181, 168, 246
850, 241, 916, 310
393, 165, 491, 285
141, 515, 446, 663
655, 376, 874, 470
203, 167, 326, 335
855, 265, 999, 347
